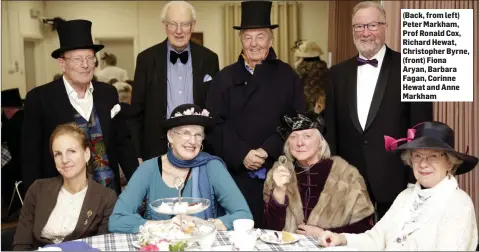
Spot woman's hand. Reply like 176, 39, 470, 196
272, 165, 291, 190
296, 224, 325, 237
317, 230, 347, 247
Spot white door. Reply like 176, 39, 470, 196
23, 40, 37, 92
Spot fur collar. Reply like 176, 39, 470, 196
264, 156, 374, 232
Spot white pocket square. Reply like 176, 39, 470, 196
111, 104, 121, 119
203, 74, 212, 82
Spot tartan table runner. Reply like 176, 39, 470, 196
80, 229, 323, 251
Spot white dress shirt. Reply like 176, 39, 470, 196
40, 186, 88, 244
344, 176, 478, 250
63, 76, 94, 121
356, 45, 386, 129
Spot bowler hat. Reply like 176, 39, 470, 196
385, 121, 478, 175
51, 20, 104, 59
163, 104, 213, 131
233, 1, 279, 30
1, 88, 22, 108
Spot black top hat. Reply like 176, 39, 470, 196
163, 104, 213, 131
51, 20, 104, 59
386, 121, 478, 175
2, 88, 22, 108
277, 112, 325, 140
233, 1, 279, 30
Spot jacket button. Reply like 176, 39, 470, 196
364, 140, 369, 145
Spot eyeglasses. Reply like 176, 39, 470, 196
172, 130, 205, 141
62, 56, 97, 67
410, 152, 446, 164
352, 22, 386, 32
164, 21, 193, 31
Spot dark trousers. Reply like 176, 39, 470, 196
374, 201, 393, 223
233, 174, 265, 229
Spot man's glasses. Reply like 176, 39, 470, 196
410, 152, 446, 164
62, 56, 97, 67
164, 21, 193, 32
352, 22, 386, 32
172, 130, 205, 141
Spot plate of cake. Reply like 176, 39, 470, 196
260, 231, 299, 245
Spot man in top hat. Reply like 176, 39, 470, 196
129, 1, 220, 161
323, 1, 433, 221
21, 19, 138, 194
206, 1, 306, 227
2, 88, 24, 218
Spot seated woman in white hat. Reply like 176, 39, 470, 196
319, 121, 478, 250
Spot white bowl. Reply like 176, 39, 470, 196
197, 228, 217, 250
233, 219, 254, 232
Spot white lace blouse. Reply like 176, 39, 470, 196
344, 176, 478, 250
40, 186, 88, 244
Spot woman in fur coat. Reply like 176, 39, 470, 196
263, 112, 375, 237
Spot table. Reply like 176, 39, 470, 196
80, 229, 323, 251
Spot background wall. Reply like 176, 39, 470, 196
1, 1, 329, 97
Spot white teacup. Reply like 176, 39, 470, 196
229, 231, 257, 251
233, 219, 254, 232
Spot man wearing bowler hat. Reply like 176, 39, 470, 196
21, 20, 138, 194
206, 1, 306, 227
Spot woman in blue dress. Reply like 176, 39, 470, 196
109, 104, 252, 233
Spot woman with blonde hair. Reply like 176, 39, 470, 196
13, 123, 117, 250
319, 121, 478, 250
263, 112, 374, 237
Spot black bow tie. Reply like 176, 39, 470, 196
170, 50, 189, 64
357, 57, 378, 67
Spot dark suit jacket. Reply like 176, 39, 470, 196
2, 110, 24, 213
130, 39, 220, 160
21, 79, 139, 194
205, 48, 306, 195
12, 177, 117, 250
324, 46, 433, 204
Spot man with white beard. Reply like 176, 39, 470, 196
323, 1, 432, 221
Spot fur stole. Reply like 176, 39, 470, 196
263, 156, 374, 232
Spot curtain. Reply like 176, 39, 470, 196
384, 0, 479, 225
327, 0, 362, 65
223, 1, 299, 66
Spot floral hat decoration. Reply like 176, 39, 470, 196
163, 104, 213, 131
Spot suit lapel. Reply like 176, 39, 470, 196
346, 58, 363, 133
190, 42, 204, 104
53, 79, 76, 122
33, 177, 63, 238
92, 84, 111, 145
364, 47, 392, 131
155, 40, 168, 113
64, 179, 102, 241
